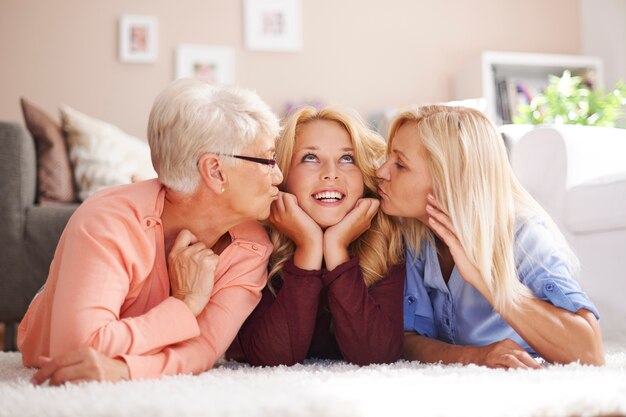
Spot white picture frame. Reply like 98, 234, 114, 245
119, 15, 158, 63
175, 44, 235, 85
244, 0, 302, 52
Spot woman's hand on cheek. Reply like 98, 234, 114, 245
425, 194, 489, 297
270, 192, 323, 247
323, 198, 379, 270
325, 198, 379, 247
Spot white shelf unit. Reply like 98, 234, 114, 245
454, 51, 604, 125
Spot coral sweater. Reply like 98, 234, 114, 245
18, 179, 272, 379
228, 256, 405, 366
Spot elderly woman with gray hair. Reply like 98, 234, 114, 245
18, 79, 283, 384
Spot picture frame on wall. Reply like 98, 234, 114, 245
175, 44, 235, 85
243, 0, 302, 52
119, 15, 158, 63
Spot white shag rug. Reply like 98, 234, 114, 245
1, 344, 626, 417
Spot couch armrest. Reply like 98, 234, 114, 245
509, 125, 626, 219
509, 126, 568, 217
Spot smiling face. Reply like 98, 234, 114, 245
285, 119, 364, 228
376, 121, 433, 224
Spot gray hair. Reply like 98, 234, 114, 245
147, 78, 280, 193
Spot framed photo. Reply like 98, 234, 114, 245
119, 15, 158, 63
244, 0, 302, 52
175, 44, 235, 85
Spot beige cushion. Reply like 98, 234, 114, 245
20, 97, 77, 204
61, 105, 157, 201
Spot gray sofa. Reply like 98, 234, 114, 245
0, 121, 78, 351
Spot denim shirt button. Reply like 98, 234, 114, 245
545, 283, 554, 292
407, 295, 416, 304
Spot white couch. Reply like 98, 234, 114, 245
508, 125, 626, 342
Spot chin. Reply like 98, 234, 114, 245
314, 215, 344, 229
256, 207, 272, 221
380, 202, 399, 217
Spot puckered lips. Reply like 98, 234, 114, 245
311, 188, 346, 206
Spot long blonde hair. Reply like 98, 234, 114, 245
389, 105, 578, 310
270, 106, 404, 287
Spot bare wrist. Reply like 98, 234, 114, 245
173, 293, 209, 316
459, 345, 483, 365
294, 232, 323, 250
293, 244, 323, 270
323, 245, 349, 271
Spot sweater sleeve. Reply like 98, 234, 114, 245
323, 257, 405, 365
234, 258, 324, 366
120, 240, 271, 379
45, 211, 200, 360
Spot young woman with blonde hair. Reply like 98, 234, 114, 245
228, 106, 405, 366
376, 105, 605, 368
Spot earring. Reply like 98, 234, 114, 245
221, 187, 225, 193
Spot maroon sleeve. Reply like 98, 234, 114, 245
323, 257, 405, 365
234, 258, 323, 366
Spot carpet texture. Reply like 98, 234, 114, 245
1, 345, 626, 417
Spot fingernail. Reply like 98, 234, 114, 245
427, 194, 434, 200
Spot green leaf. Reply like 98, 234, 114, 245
513, 70, 626, 127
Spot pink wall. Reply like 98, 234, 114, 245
0, 0, 581, 138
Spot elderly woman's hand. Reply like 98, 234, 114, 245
31, 348, 130, 386
168, 229, 219, 316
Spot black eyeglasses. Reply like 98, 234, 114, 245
214, 153, 277, 168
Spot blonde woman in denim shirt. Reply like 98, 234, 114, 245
376, 105, 605, 368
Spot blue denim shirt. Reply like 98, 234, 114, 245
403, 217, 599, 354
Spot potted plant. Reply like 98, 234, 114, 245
513, 70, 626, 127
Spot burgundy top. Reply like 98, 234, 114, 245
228, 256, 405, 366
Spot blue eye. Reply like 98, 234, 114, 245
340, 154, 355, 163
302, 153, 318, 162
394, 162, 405, 170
